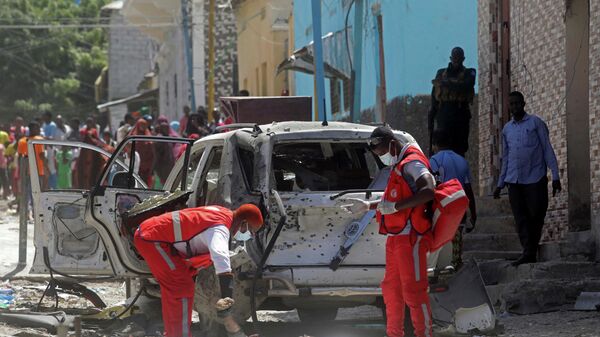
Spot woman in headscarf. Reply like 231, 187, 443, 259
154, 116, 179, 185
128, 119, 155, 186
184, 113, 209, 138
76, 128, 113, 189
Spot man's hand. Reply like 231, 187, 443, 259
338, 198, 371, 214
552, 180, 562, 197
377, 200, 397, 215
493, 187, 502, 199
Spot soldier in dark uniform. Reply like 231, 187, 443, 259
428, 47, 476, 157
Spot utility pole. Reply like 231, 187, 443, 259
207, 0, 216, 122
17, 156, 28, 270
181, 0, 196, 111
311, 0, 326, 122
351, 0, 364, 122
372, 2, 387, 123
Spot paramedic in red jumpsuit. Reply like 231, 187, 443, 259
133, 204, 264, 337
343, 127, 436, 337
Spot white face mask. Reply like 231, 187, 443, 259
378, 142, 398, 166
234, 230, 252, 242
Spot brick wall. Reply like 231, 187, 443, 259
477, 0, 495, 197
589, 0, 600, 240
108, 12, 156, 100
511, 0, 568, 241
478, 0, 569, 241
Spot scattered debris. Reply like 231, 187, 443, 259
454, 303, 496, 334
0, 311, 75, 336
0, 286, 15, 309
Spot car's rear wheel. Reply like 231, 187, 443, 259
297, 307, 338, 322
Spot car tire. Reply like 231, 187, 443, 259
296, 307, 338, 322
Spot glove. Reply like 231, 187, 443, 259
338, 198, 371, 214
552, 180, 562, 197
377, 200, 397, 215
493, 187, 502, 199
216, 297, 235, 317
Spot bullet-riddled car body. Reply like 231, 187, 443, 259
27, 122, 417, 321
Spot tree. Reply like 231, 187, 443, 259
0, 0, 110, 123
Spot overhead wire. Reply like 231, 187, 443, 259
0, 51, 97, 101
0, 22, 177, 29
0, 49, 99, 93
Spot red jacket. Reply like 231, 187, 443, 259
377, 146, 432, 235
138, 206, 233, 270
138, 205, 233, 243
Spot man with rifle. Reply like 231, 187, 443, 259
428, 47, 476, 157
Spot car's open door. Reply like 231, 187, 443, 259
27, 139, 128, 275
85, 136, 194, 277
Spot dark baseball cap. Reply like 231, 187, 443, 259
368, 126, 395, 149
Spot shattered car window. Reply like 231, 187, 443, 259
196, 146, 223, 205
271, 142, 380, 192
102, 139, 181, 190
238, 147, 255, 190
33, 144, 111, 192
171, 147, 205, 192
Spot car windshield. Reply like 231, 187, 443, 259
271, 141, 380, 192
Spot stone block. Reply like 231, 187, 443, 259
472, 215, 515, 234
463, 233, 522, 251
463, 250, 521, 262
501, 278, 600, 315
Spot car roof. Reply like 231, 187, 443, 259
195, 121, 378, 142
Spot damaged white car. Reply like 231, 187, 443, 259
28, 121, 493, 331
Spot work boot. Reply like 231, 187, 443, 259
510, 255, 536, 267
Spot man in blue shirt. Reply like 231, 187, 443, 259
430, 129, 477, 268
42, 111, 58, 189
42, 111, 57, 140
493, 91, 561, 266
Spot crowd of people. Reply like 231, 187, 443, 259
0, 105, 233, 215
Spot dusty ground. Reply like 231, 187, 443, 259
1, 199, 600, 336
1, 279, 599, 337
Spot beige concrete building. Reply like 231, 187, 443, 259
232, 0, 292, 96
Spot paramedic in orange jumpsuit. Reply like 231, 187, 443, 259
343, 126, 436, 337
133, 204, 264, 337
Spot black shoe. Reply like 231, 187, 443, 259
510, 255, 536, 267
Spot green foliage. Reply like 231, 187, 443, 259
0, 0, 111, 123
